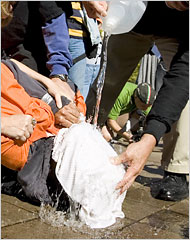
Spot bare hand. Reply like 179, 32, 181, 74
83, 1, 108, 18
110, 134, 156, 194
1, 115, 36, 142
49, 77, 75, 108
101, 125, 113, 142
165, 1, 189, 11
54, 102, 81, 128
123, 131, 133, 143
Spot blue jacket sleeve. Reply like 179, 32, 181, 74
42, 13, 73, 76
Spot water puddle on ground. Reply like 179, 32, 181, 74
39, 203, 126, 239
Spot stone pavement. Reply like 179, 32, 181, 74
1, 141, 189, 239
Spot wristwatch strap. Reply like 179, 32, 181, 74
50, 74, 68, 82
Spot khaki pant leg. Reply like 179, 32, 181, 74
161, 101, 189, 174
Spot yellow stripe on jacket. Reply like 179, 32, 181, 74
68, 2, 88, 38
69, 28, 87, 38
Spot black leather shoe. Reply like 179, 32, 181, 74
152, 171, 189, 201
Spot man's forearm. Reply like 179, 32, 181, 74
144, 46, 189, 144
107, 119, 131, 139
10, 59, 55, 89
42, 13, 73, 76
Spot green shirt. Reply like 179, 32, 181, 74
108, 82, 151, 120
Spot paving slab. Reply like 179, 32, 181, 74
122, 198, 159, 221
139, 209, 189, 239
120, 221, 187, 239
2, 194, 40, 213
125, 185, 175, 209
1, 202, 38, 227
168, 198, 189, 216
1, 219, 89, 239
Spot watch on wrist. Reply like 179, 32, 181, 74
50, 74, 68, 82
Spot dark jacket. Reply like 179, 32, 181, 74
144, 44, 189, 143
138, 2, 189, 143
1, 1, 72, 76
133, 1, 189, 40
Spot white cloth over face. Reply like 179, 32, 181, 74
52, 122, 126, 229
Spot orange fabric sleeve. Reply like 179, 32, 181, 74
75, 90, 86, 116
1, 63, 59, 171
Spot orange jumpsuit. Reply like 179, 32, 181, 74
1, 63, 86, 171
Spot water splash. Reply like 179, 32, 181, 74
39, 202, 83, 228
39, 202, 126, 239
39, 182, 126, 238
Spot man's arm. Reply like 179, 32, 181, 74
7, 59, 81, 128
112, 46, 189, 194
107, 118, 132, 141
42, 12, 77, 106
10, 58, 75, 106
144, 47, 189, 144
42, 12, 73, 77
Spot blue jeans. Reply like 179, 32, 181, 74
83, 42, 102, 101
83, 62, 100, 101
68, 37, 101, 99
68, 38, 86, 94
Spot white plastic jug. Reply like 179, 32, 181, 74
102, 0, 147, 35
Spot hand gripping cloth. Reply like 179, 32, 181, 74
52, 122, 126, 228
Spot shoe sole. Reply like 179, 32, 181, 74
155, 192, 189, 201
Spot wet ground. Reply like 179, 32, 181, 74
1, 140, 189, 239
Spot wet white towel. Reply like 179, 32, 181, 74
52, 122, 126, 228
